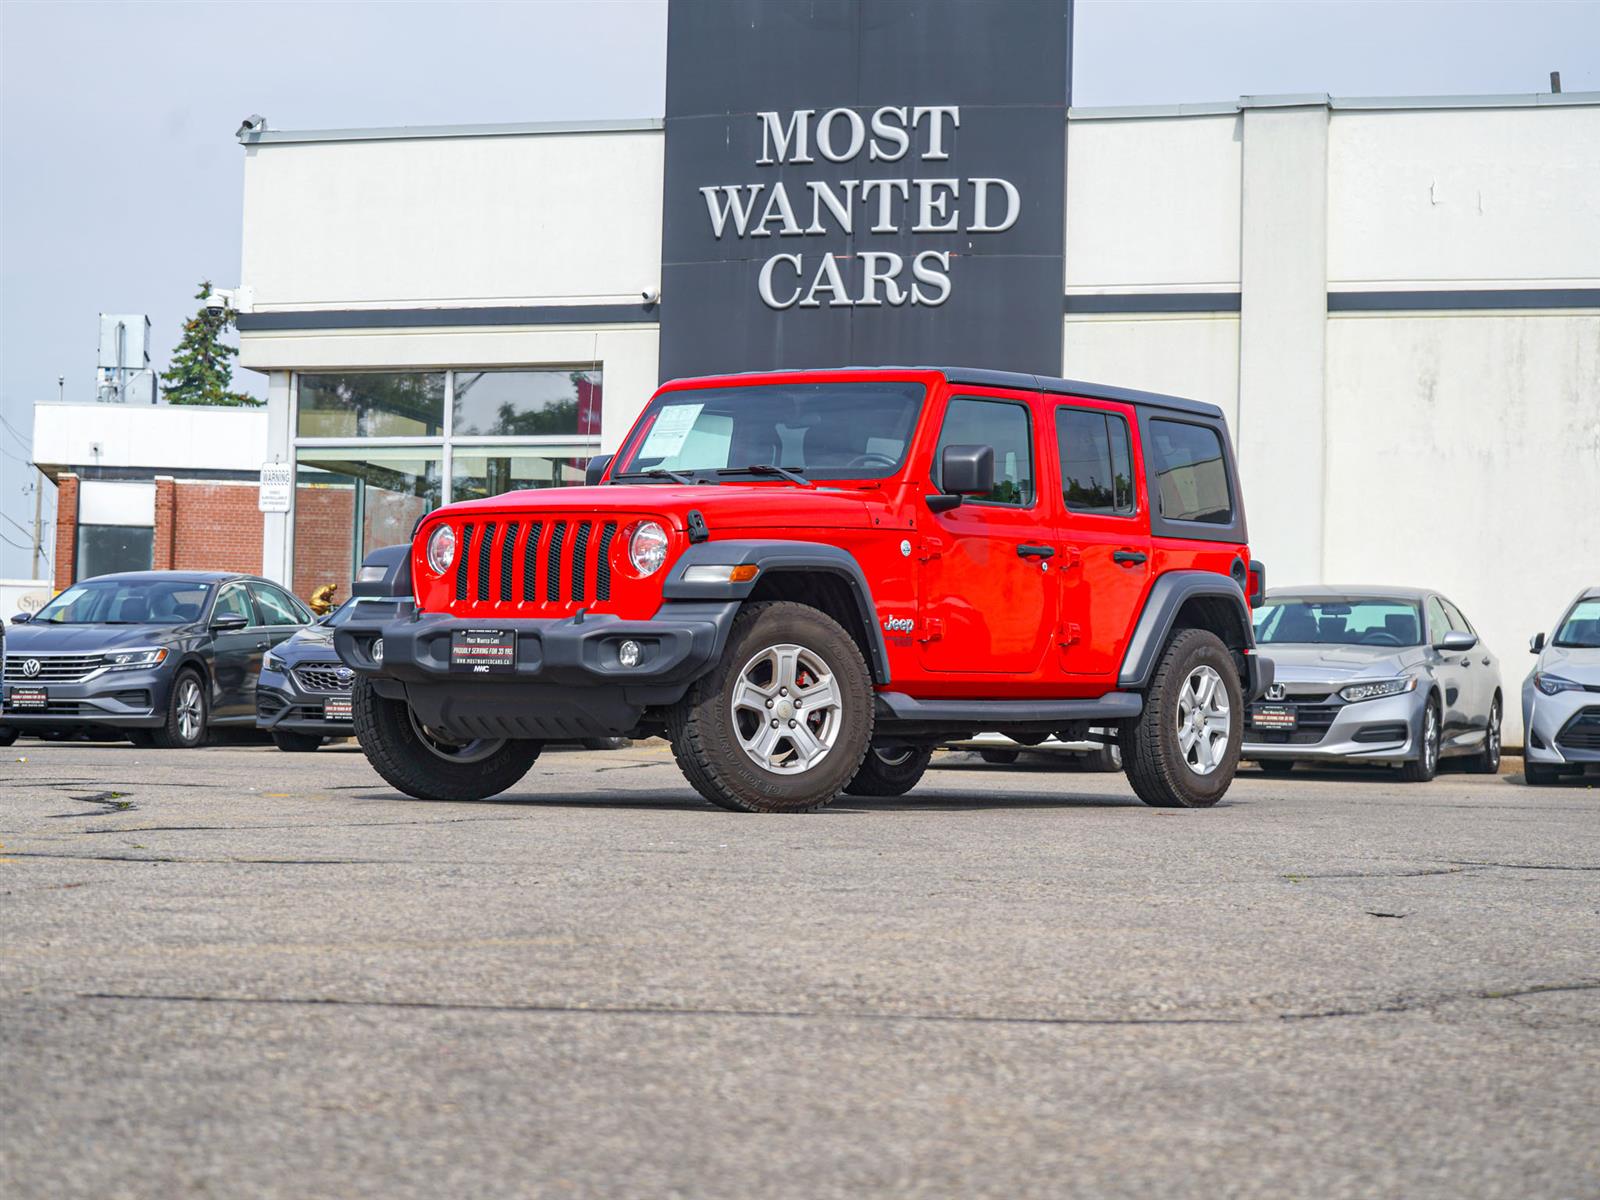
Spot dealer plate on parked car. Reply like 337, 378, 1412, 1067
6, 687, 48, 711
323, 696, 353, 721
449, 629, 516, 673
1251, 704, 1297, 730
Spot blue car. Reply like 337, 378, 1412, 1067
1, 571, 312, 748
255, 598, 363, 751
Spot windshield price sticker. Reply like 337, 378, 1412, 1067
323, 696, 353, 721
638, 403, 703, 461
1251, 704, 1297, 730
450, 629, 516, 673
7, 688, 48, 711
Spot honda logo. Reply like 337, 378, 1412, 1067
21, 658, 40, 678
1264, 683, 1286, 701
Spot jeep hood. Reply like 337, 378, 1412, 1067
1258, 643, 1425, 684
443, 482, 878, 531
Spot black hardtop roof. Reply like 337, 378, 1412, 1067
668, 366, 1225, 421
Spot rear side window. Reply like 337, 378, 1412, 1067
250, 583, 310, 626
935, 398, 1034, 506
1056, 407, 1134, 515
1146, 419, 1232, 525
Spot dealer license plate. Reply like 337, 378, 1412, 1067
1251, 704, 1297, 730
450, 628, 516, 673
323, 696, 353, 721
7, 687, 48, 712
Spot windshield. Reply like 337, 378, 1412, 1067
32, 578, 212, 626
1254, 598, 1423, 647
613, 382, 925, 481
1554, 598, 1600, 648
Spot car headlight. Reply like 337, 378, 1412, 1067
104, 648, 168, 671
426, 524, 457, 574
627, 520, 669, 577
264, 649, 286, 672
1534, 673, 1583, 696
1339, 677, 1418, 703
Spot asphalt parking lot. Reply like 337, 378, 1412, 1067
2, 739, 1596, 1199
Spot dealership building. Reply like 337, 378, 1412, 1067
37, 3, 1596, 739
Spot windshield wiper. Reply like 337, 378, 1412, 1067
613, 468, 699, 485
716, 464, 813, 487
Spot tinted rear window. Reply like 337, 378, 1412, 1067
1146, 419, 1232, 525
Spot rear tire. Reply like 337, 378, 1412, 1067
978, 748, 1020, 765
668, 601, 872, 812
1257, 759, 1295, 776
1466, 698, 1502, 774
352, 677, 542, 801
271, 730, 323, 753
150, 670, 207, 749
845, 744, 934, 796
1078, 739, 1122, 773
1399, 698, 1440, 783
1122, 628, 1242, 808
0, 726, 17, 747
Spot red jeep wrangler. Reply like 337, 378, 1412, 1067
335, 367, 1270, 811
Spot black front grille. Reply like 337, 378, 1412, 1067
1556, 707, 1600, 751
476, 522, 496, 602
1353, 722, 1409, 744
499, 522, 517, 602
546, 523, 566, 602
596, 521, 617, 600
294, 665, 350, 694
447, 516, 623, 610
455, 523, 474, 601
571, 522, 592, 601
522, 521, 543, 601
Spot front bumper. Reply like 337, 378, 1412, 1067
1521, 682, 1600, 766
1, 667, 171, 729
255, 663, 355, 737
1243, 689, 1422, 763
332, 599, 739, 741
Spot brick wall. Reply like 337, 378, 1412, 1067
293, 484, 355, 600
53, 474, 78, 592
152, 476, 176, 569
170, 481, 264, 577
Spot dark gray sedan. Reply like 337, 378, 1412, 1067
1, 571, 311, 748
1244, 587, 1502, 782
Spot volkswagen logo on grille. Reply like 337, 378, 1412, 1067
1264, 683, 1286, 701
20, 658, 41, 678
335, 667, 354, 686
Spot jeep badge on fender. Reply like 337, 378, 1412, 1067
334, 367, 1271, 812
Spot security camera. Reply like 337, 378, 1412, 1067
642, 288, 660, 306
204, 287, 234, 318
236, 114, 266, 139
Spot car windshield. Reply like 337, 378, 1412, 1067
31, 578, 212, 625
613, 381, 925, 481
1553, 598, 1600, 648
1253, 597, 1424, 647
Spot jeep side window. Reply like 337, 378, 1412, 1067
934, 398, 1034, 506
1056, 407, 1134, 516
1146, 418, 1232, 524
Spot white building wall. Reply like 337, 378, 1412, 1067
32, 402, 267, 473
1062, 316, 1241, 431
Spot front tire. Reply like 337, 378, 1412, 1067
1466, 698, 1502, 774
271, 730, 323, 753
150, 670, 207, 749
845, 744, 934, 796
1400, 698, 1440, 783
352, 677, 542, 801
668, 601, 873, 812
1121, 628, 1242, 808
1257, 759, 1295, 776
978, 748, 1020, 765
0, 726, 18, 747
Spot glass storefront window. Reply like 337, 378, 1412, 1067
451, 449, 593, 502
77, 524, 154, 580
298, 372, 446, 438
292, 448, 443, 600
452, 369, 601, 437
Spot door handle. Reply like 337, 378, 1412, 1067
1017, 544, 1055, 559
255, 641, 269, 649
1112, 550, 1148, 565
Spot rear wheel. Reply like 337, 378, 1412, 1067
1466, 698, 1502, 774
845, 744, 934, 796
978, 748, 1020, 765
271, 730, 323, 753
352, 677, 542, 801
1399, 699, 1440, 783
668, 601, 872, 812
1257, 759, 1295, 776
1122, 628, 1242, 808
150, 670, 207, 749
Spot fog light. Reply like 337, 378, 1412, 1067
618, 640, 642, 668
371, 638, 384, 664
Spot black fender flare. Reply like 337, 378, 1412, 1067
661, 540, 891, 684
1119, 571, 1256, 692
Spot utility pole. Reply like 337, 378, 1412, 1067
31, 475, 43, 580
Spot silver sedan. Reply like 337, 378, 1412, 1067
1522, 586, 1600, 786
1244, 587, 1502, 782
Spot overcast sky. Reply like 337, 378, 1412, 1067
2, 0, 1595, 578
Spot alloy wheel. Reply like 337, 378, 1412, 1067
1176, 664, 1230, 776
176, 678, 204, 744
730, 642, 842, 774
1423, 705, 1439, 773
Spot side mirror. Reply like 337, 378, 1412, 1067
927, 444, 994, 513
10, 612, 32, 624
211, 613, 249, 632
1437, 630, 1477, 653
585, 454, 613, 486
1529, 632, 1545, 654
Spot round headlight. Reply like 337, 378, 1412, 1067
426, 524, 456, 574
628, 520, 669, 577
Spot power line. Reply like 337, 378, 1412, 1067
0, 412, 31, 449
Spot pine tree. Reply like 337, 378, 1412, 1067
160, 281, 260, 406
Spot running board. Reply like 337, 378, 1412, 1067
874, 691, 1142, 726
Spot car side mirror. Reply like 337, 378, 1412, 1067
10, 612, 31, 624
1529, 632, 1545, 654
585, 454, 613, 486
1437, 630, 1477, 652
211, 613, 249, 632
927, 444, 994, 513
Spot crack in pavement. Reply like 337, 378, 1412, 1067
1286, 866, 1473, 880
72, 978, 1600, 1027
1447, 860, 1600, 872
62, 814, 533, 835
6, 851, 395, 866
